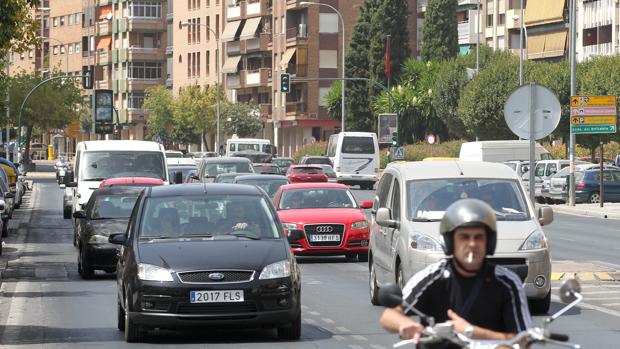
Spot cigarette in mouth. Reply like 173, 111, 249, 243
467, 252, 473, 264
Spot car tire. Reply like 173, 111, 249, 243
396, 263, 405, 290
117, 299, 126, 331
77, 245, 94, 279
529, 291, 551, 315
1, 219, 8, 238
125, 295, 145, 342
588, 192, 601, 204
63, 206, 72, 219
357, 251, 369, 262
369, 260, 381, 306
277, 307, 301, 340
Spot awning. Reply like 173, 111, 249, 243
222, 55, 242, 73
527, 33, 545, 59
97, 36, 111, 50
98, 5, 112, 20
543, 31, 567, 58
280, 48, 296, 68
525, 0, 565, 26
220, 20, 242, 42
239, 17, 261, 41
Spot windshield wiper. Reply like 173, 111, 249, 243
226, 232, 261, 240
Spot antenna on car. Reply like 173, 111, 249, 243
454, 161, 464, 176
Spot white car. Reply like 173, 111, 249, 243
546, 163, 619, 204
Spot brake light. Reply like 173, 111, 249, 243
575, 182, 585, 190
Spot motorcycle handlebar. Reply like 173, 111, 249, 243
548, 332, 569, 342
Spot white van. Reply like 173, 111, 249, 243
67, 140, 168, 215
225, 138, 274, 157
326, 132, 379, 190
459, 140, 552, 163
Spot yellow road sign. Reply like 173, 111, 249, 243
571, 95, 616, 107
570, 116, 618, 125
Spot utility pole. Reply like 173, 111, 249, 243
568, 0, 577, 206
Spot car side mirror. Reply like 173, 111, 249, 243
287, 229, 305, 243
360, 200, 373, 209
376, 207, 398, 228
189, 174, 200, 182
174, 171, 183, 184
73, 210, 87, 219
0, 199, 6, 213
108, 233, 128, 245
538, 206, 554, 226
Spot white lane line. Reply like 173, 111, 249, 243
370, 345, 387, 349
602, 303, 620, 306
308, 311, 321, 316
554, 237, 577, 242
581, 291, 620, 295
351, 335, 368, 341
348, 345, 365, 349
583, 297, 620, 301
306, 280, 322, 285
334, 335, 346, 341
336, 326, 350, 332
322, 317, 335, 324
301, 305, 309, 310
304, 318, 317, 325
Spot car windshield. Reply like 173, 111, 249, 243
293, 167, 323, 174
90, 194, 138, 219
236, 178, 289, 197
304, 158, 331, 165
407, 178, 529, 221
139, 195, 280, 239
205, 162, 253, 179
167, 166, 198, 182
279, 188, 357, 210
273, 159, 293, 167
215, 174, 239, 183
80, 151, 166, 181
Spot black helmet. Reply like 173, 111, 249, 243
439, 198, 497, 256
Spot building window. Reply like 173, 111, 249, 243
197, 18, 201, 43
69, 44, 74, 54
497, 36, 505, 49
197, 52, 201, 77
216, 14, 219, 37
206, 50, 210, 75
319, 87, 330, 106
128, 62, 162, 79
487, 14, 493, 27
129, 1, 162, 18
53, 46, 58, 55
319, 13, 338, 33
192, 52, 196, 76
187, 53, 191, 77
75, 43, 81, 53
76, 13, 81, 25
319, 50, 338, 69
206, 16, 210, 40
128, 92, 145, 109
60, 45, 65, 54
43, 16, 49, 29
187, 19, 191, 43
53, 17, 58, 27
498, 13, 505, 26
68, 14, 74, 25
60, 16, 65, 26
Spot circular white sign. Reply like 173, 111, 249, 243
504, 84, 561, 140
427, 134, 436, 144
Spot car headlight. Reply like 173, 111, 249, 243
519, 230, 548, 250
87, 234, 109, 244
409, 232, 444, 251
259, 260, 291, 280
281, 222, 298, 235
351, 220, 369, 230
137, 263, 174, 282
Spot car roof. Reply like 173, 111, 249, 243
235, 174, 288, 181
79, 140, 164, 151
145, 183, 263, 197
280, 182, 348, 190
202, 157, 251, 163
93, 186, 146, 196
303, 155, 329, 158
166, 158, 196, 166
386, 161, 518, 180
290, 165, 323, 169
216, 172, 242, 177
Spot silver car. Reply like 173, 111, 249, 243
369, 161, 554, 314
545, 163, 615, 204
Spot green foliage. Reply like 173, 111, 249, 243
174, 84, 219, 149
144, 85, 176, 144
0, 0, 41, 70
292, 142, 327, 163
379, 140, 465, 168
221, 101, 262, 138
324, 81, 341, 121
421, 0, 458, 62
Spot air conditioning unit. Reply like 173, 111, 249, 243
298, 23, 307, 38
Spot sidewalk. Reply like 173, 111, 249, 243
550, 202, 620, 220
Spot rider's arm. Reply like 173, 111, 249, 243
447, 309, 515, 340
379, 306, 423, 341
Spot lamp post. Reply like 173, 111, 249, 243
180, 21, 220, 153
512, 14, 528, 85
300, 1, 346, 132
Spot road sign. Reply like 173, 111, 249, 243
570, 116, 617, 125
504, 84, 561, 140
571, 95, 616, 107
570, 107, 616, 116
427, 134, 436, 144
393, 146, 404, 160
571, 124, 617, 134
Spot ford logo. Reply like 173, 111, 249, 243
208, 272, 225, 281
316, 226, 334, 233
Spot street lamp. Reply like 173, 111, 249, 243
180, 21, 221, 153
300, 1, 346, 132
512, 14, 528, 85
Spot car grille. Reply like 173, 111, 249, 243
177, 270, 254, 284
304, 224, 345, 247
488, 258, 528, 282
176, 302, 258, 315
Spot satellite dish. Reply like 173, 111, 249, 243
504, 84, 561, 140
106, 13, 112, 20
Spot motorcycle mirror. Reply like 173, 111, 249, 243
378, 283, 403, 308
559, 278, 581, 303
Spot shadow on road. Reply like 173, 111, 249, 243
296, 256, 365, 264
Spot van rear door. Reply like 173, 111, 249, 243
339, 135, 377, 175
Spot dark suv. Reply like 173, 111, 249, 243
190, 157, 254, 183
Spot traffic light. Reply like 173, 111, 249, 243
280, 73, 290, 93
82, 65, 94, 89
391, 132, 399, 147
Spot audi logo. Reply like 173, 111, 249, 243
315, 226, 334, 233
208, 272, 225, 281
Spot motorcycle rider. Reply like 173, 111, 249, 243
379, 198, 532, 345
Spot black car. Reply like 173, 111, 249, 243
233, 174, 290, 199
109, 184, 302, 342
191, 157, 255, 183
73, 186, 143, 278
272, 157, 294, 175
213, 172, 244, 183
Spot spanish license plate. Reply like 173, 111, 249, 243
190, 290, 244, 303
310, 234, 340, 242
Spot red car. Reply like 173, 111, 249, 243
286, 165, 328, 183
99, 177, 164, 189
274, 183, 373, 261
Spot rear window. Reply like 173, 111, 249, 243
304, 157, 331, 165
341, 136, 374, 154
293, 167, 324, 174
90, 194, 139, 219
205, 162, 253, 178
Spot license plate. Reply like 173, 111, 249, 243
310, 234, 340, 242
190, 290, 244, 303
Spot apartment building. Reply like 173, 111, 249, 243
577, 0, 619, 61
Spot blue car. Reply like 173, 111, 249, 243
574, 168, 620, 203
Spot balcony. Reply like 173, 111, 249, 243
243, 67, 272, 87
126, 108, 149, 123
226, 73, 244, 89
285, 101, 307, 117
227, 40, 243, 55
457, 20, 479, 45
124, 17, 165, 32
126, 47, 165, 61
98, 19, 112, 35
457, 0, 479, 7
227, 1, 245, 20
245, 33, 270, 52
286, 26, 308, 47
246, 0, 270, 17
97, 49, 110, 65
125, 78, 164, 92
96, 80, 109, 89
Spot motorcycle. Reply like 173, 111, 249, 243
379, 279, 582, 349
55, 158, 69, 184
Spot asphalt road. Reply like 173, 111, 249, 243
0, 181, 618, 348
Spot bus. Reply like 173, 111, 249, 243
326, 132, 379, 190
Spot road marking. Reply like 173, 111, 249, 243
336, 326, 350, 332
551, 272, 564, 281
583, 297, 620, 301
595, 272, 615, 281
370, 345, 387, 349
348, 345, 365, 349
581, 290, 620, 295
308, 311, 321, 316
602, 303, 620, 306
577, 272, 597, 281
351, 335, 368, 341
334, 335, 346, 341
322, 317, 335, 324
552, 294, 620, 318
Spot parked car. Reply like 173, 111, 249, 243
272, 157, 294, 175
191, 157, 254, 183
521, 160, 587, 203
299, 155, 332, 166
99, 177, 165, 189
545, 164, 615, 204
233, 174, 290, 199
574, 168, 620, 203
253, 163, 281, 175
369, 161, 554, 314
504, 160, 530, 178
213, 172, 245, 183
62, 185, 73, 219
0, 199, 8, 255
286, 165, 328, 183
275, 183, 373, 261
0, 168, 13, 238
110, 183, 301, 342
73, 186, 143, 278
0, 158, 24, 209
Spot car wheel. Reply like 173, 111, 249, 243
277, 306, 301, 340
77, 245, 94, 279
396, 263, 405, 290
588, 192, 601, 204
369, 260, 381, 306
1, 219, 8, 238
529, 291, 551, 315
117, 298, 126, 331
63, 206, 72, 219
357, 251, 369, 263
125, 294, 145, 342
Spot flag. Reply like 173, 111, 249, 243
385, 37, 390, 77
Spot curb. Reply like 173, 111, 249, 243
550, 205, 620, 220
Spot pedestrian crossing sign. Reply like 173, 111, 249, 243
394, 146, 404, 160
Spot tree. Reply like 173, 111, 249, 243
221, 102, 262, 138
324, 81, 342, 121
173, 84, 219, 150
143, 85, 176, 145
0, 0, 41, 71
421, 0, 458, 62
